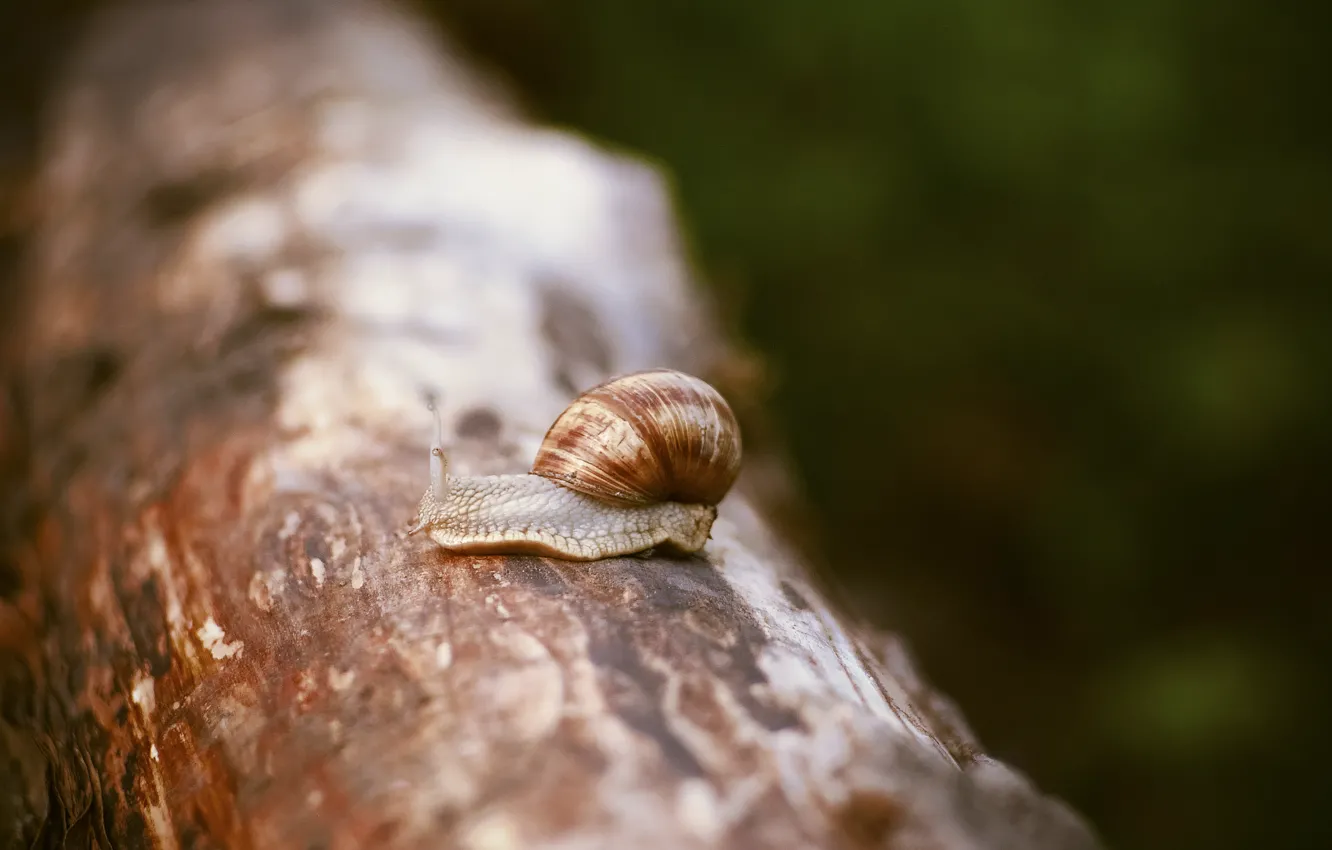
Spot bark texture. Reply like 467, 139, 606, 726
0, 1, 1103, 848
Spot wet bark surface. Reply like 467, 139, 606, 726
0, 1, 1102, 848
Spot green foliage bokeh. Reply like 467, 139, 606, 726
437, 2, 1331, 848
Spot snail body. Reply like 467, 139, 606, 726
409, 474, 717, 561
408, 369, 742, 561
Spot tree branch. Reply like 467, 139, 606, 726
0, 1, 1101, 848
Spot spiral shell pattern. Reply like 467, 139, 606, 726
531, 369, 742, 508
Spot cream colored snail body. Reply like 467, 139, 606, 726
407, 369, 742, 561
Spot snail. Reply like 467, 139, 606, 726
407, 369, 743, 561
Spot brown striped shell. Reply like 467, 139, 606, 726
531, 369, 743, 507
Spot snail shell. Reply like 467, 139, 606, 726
531, 369, 743, 507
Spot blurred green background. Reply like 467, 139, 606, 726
3, 1, 1327, 848
432, 2, 1330, 848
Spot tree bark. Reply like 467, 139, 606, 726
0, 1, 1102, 848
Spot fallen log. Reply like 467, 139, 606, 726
0, 1, 1102, 848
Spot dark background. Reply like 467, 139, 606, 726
3, 2, 1327, 849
